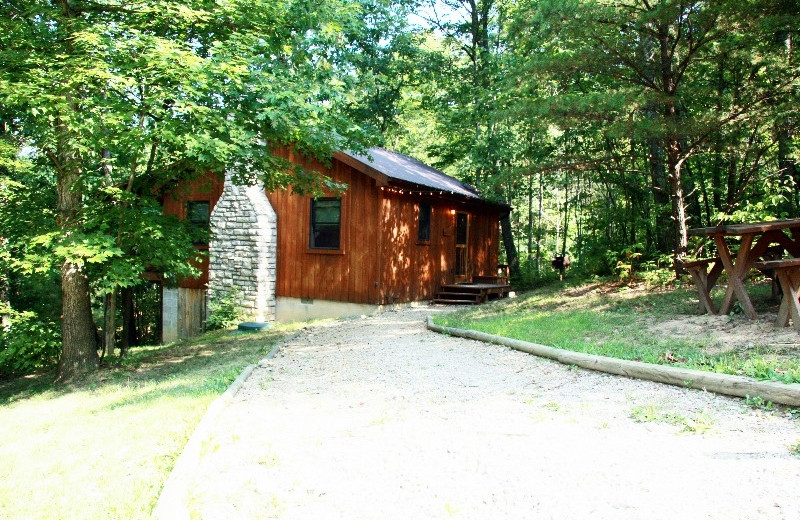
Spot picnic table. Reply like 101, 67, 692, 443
688, 218, 800, 321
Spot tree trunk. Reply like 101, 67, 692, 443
0, 241, 8, 329
55, 111, 98, 381
712, 50, 727, 215
536, 171, 543, 272
500, 212, 520, 281
0, 210, 8, 327
699, 171, 712, 228
103, 292, 116, 360
100, 148, 117, 361
777, 119, 797, 215
121, 287, 136, 355
53, 4, 98, 380
527, 171, 533, 261
648, 135, 672, 254
576, 171, 583, 263
658, 22, 688, 269
667, 141, 689, 266
561, 176, 569, 257
776, 24, 797, 214
57, 260, 99, 379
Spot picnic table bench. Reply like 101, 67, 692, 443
753, 257, 800, 330
689, 218, 800, 324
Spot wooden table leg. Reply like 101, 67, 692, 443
708, 260, 723, 290
716, 234, 758, 318
775, 269, 800, 330
716, 237, 736, 314
688, 268, 717, 314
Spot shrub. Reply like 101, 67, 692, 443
205, 290, 243, 331
512, 256, 561, 290
0, 305, 61, 377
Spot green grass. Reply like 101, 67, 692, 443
436, 279, 800, 384
0, 326, 295, 520
629, 403, 715, 434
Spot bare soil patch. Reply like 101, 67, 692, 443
649, 313, 799, 356
563, 280, 799, 359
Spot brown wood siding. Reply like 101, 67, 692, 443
162, 173, 224, 289
469, 207, 500, 279
379, 191, 501, 304
162, 173, 224, 219
267, 148, 381, 304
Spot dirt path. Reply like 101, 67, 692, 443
181, 306, 800, 519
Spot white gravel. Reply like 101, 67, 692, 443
183, 306, 800, 520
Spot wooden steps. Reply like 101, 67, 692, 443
433, 288, 484, 305
433, 281, 511, 305
433, 298, 481, 305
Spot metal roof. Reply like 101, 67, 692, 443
339, 147, 482, 200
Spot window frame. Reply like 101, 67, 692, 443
417, 202, 432, 244
186, 200, 211, 246
308, 197, 343, 252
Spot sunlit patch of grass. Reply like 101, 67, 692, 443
0, 326, 290, 520
630, 404, 664, 423
629, 403, 714, 434
791, 440, 800, 457
257, 449, 281, 468
436, 280, 800, 384
681, 409, 715, 434
543, 401, 561, 411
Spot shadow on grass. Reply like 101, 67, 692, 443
506, 277, 779, 316
0, 327, 291, 407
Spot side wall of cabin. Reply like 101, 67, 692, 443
161, 174, 224, 341
266, 148, 382, 305
162, 173, 225, 290
378, 189, 500, 304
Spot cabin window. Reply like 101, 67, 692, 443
310, 197, 341, 249
418, 203, 431, 242
456, 212, 468, 244
187, 201, 210, 245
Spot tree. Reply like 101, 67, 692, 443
507, 0, 799, 269
417, 0, 522, 278
0, 0, 378, 380
340, 0, 425, 139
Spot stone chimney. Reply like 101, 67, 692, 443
208, 173, 277, 322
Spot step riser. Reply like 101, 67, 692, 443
434, 280, 512, 305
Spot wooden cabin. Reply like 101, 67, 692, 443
160, 146, 509, 341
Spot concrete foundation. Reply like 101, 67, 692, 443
162, 287, 179, 344
276, 297, 431, 323
276, 297, 379, 323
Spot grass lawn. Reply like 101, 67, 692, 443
435, 279, 800, 384
0, 325, 295, 520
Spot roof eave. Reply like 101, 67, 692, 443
333, 151, 389, 187
388, 178, 512, 214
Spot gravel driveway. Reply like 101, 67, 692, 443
180, 306, 800, 519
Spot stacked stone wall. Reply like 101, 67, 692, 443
208, 174, 277, 322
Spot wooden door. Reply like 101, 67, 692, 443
178, 288, 206, 339
455, 212, 469, 282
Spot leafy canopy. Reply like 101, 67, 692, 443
0, 0, 403, 376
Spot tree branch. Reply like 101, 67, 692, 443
44, 148, 66, 179
143, 141, 158, 181
65, 0, 144, 15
